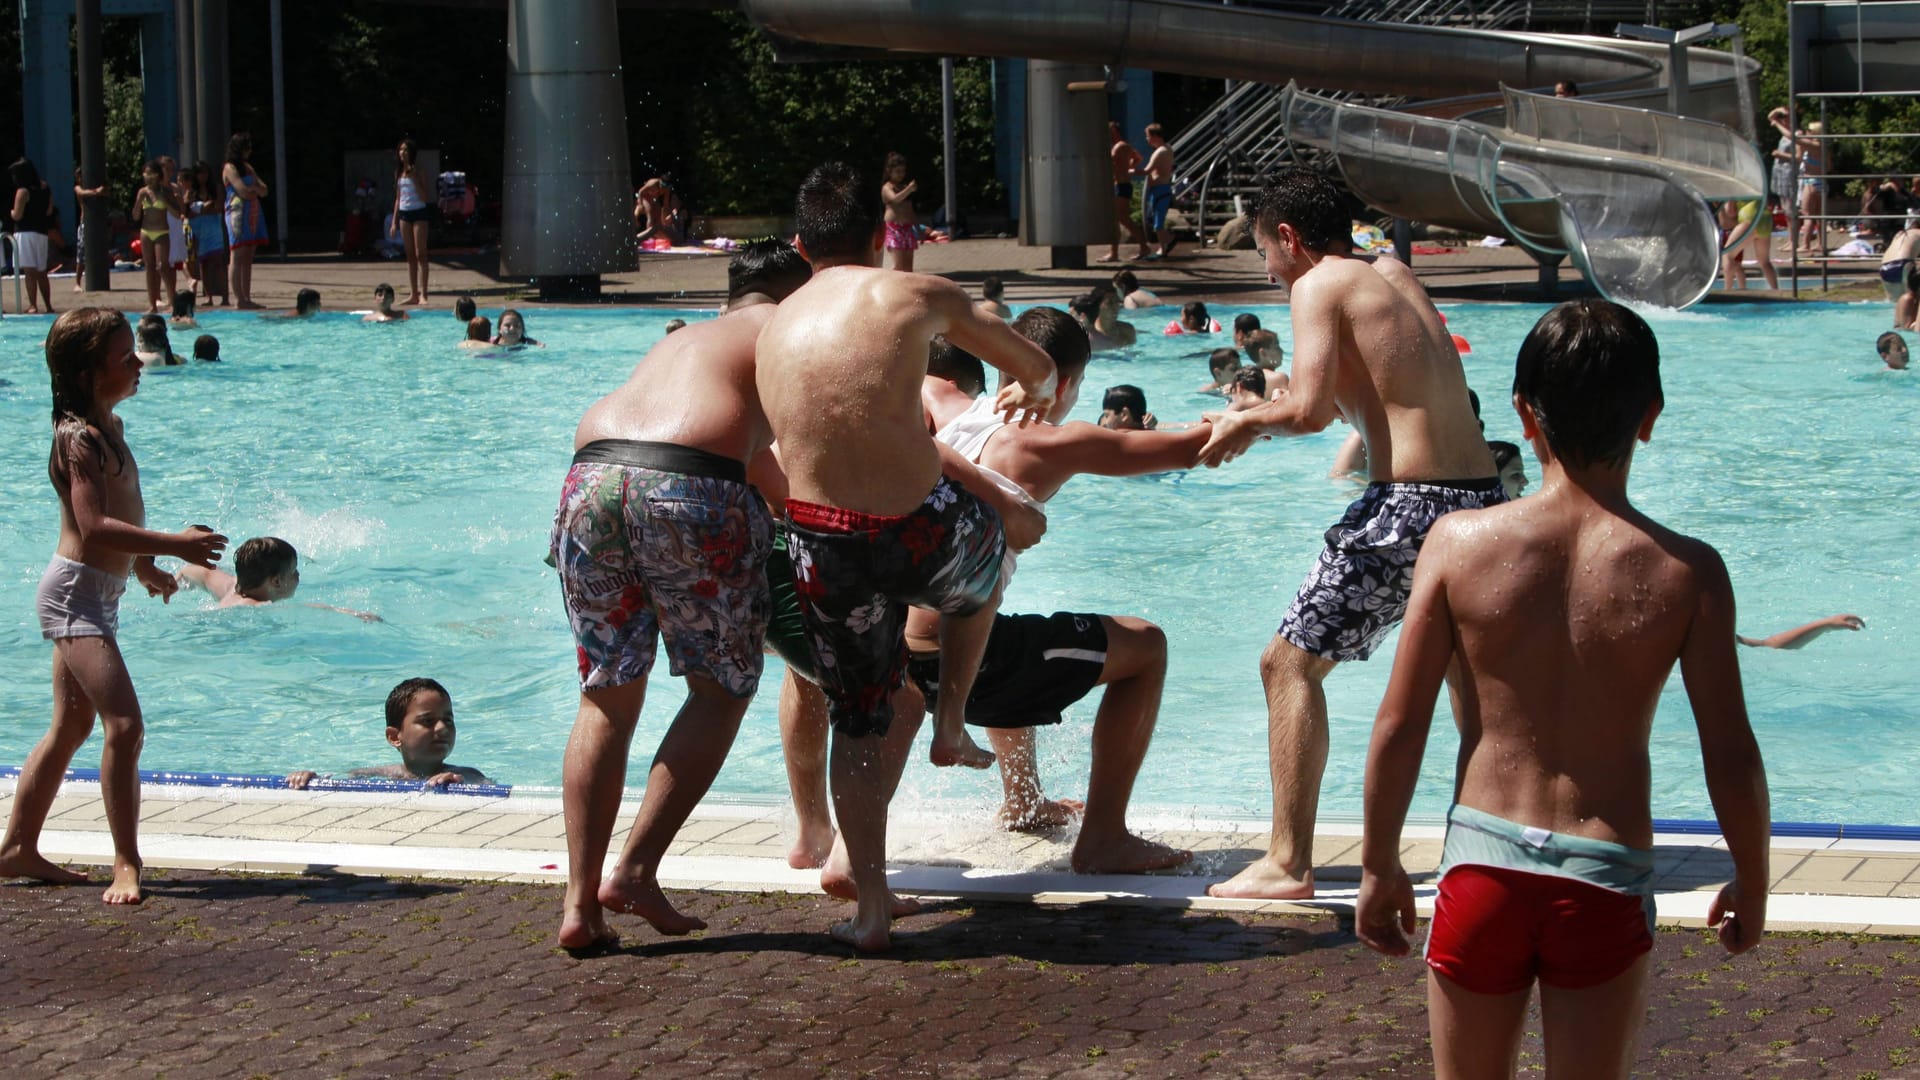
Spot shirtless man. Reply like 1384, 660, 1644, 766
1138, 123, 1177, 259
1356, 300, 1768, 1078
548, 238, 811, 951
756, 162, 1056, 950
1102, 121, 1149, 263
1199, 168, 1501, 900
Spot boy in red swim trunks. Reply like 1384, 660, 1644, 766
1355, 300, 1771, 1078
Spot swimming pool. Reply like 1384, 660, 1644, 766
0, 300, 1912, 826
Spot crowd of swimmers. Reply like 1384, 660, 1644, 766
9, 158, 1900, 1078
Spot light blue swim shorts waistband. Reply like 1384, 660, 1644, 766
1440, 803, 1656, 898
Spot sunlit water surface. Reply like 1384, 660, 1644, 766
0, 301, 1912, 825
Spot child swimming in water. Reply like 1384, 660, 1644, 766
491, 308, 540, 346
365, 283, 408, 322
286, 678, 491, 789
0, 308, 228, 904
459, 315, 493, 349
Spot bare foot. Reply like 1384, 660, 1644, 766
1206, 857, 1314, 900
102, 857, 143, 905
0, 847, 90, 886
787, 822, 836, 870
1095, 254, 1120, 263
1071, 831, 1193, 875
556, 895, 621, 951
598, 868, 705, 935
830, 915, 892, 953
237, 300, 263, 310
998, 797, 1084, 834
929, 729, 996, 769
818, 860, 925, 918
402, 295, 423, 306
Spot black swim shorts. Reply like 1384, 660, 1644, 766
906, 611, 1109, 729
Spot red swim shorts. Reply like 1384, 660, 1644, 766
1425, 864, 1654, 995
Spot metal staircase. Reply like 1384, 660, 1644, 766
1168, 0, 1708, 241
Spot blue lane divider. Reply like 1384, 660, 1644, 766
0, 765, 511, 799
1654, 817, 1920, 842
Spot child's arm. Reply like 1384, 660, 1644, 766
1737, 613, 1863, 649
304, 602, 385, 623
1355, 535, 1455, 956
174, 562, 235, 599
932, 440, 1046, 552
59, 431, 227, 566
426, 766, 491, 787
1680, 547, 1771, 955
1038, 420, 1214, 477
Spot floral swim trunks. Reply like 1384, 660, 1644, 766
549, 439, 773, 696
1277, 477, 1507, 662
784, 475, 1005, 737
884, 220, 920, 252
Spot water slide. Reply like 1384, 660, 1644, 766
741, 0, 1767, 308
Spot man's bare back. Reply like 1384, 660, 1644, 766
575, 307, 773, 462
756, 266, 1054, 514
1204, 254, 1489, 480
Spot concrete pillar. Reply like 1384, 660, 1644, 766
78, 0, 110, 291
1020, 60, 1109, 268
175, 0, 198, 167
139, 10, 178, 165
501, 0, 636, 296
22, 5, 76, 232
193, 0, 229, 166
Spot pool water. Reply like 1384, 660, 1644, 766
0, 301, 1913, 825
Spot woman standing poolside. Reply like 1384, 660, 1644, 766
186, 162, 228, 306
1795, 122, 1829, 255
222, 132, 269, 310
392, 139, 431, 305
9, 157, 57, 314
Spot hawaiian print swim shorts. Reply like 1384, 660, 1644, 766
1277, 478, 1506, 662
550, 459, 773, 696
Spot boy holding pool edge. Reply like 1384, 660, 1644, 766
1355, 299, 1769, 1078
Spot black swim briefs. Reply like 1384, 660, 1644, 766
906, 611, 1109, 729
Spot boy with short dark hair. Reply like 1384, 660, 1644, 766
1098, 384, 1153, 430
1113, 269, 1159, 309
366, 282, 408, 322
1876, 330, 1909, 370
1233, 313, 1284, 368
287, 678, 491, 789
192, 334, 220, 362
177, 535, 298, 606
1199, 347, 1242, 394
978, 275, 1012, 320
1356, 299, 1769, 1078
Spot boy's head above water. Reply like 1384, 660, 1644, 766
1487, 439, 1528, 499
1099, 384, 1149, 430
295, 288, 322, 316
1513, 299, 1662, 470
385, 677, 456, 773
1876, 331, 1909, 370
233, 536, 299, 601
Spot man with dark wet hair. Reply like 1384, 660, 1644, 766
1201, 166, 1500, 902
756, 161, 1056, 951
726, 237, 811, 305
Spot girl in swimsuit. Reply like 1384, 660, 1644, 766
880, 152, 919, 273
1796, 122, 1828, 254
392, 138, 430, 306
222, 132, 269, 310
132, 159, 184, 315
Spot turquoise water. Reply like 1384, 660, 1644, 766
0, 301, 1913, 824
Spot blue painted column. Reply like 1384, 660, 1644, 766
992, 58, 1026, 222
139, 9, 178, 164
22, 2, 77, 232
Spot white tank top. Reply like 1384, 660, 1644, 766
397, 175, 426, 211
933, 395, 1047, 584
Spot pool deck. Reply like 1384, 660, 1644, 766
9, 780, 1920, 1078
13, 780, 1920, 936
22, 234, 1885, 317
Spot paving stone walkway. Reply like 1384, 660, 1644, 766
3, 870, 1918, 1079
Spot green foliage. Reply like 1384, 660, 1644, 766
103, 71, 147, 194
632, 14, 1003, 218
